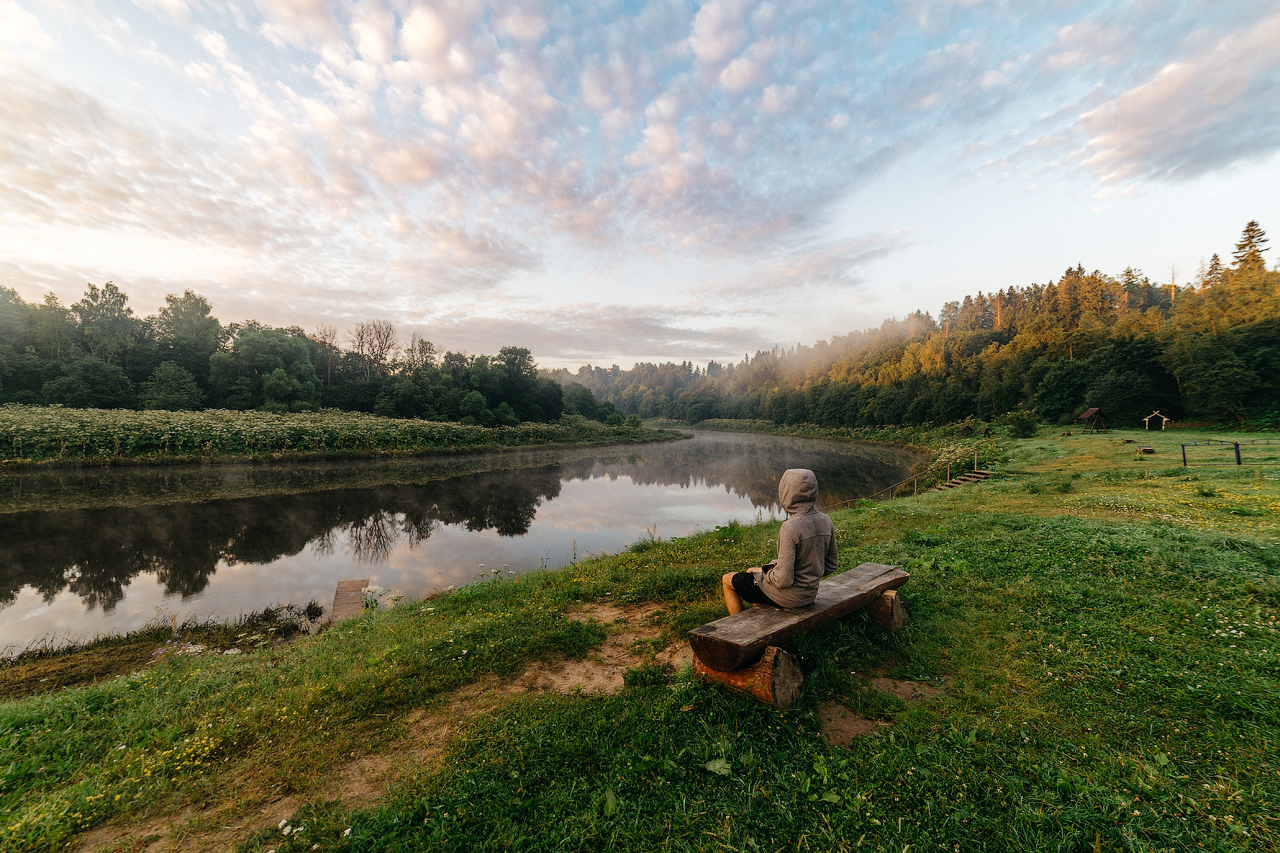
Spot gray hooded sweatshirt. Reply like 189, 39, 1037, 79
759, 468, 838, 608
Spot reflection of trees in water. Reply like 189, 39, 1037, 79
558, 434, 914, 510
0, 434, 912, 615
0, 466, 562, 613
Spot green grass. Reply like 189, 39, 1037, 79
2, 427, 1277, 852
237, 510, 1278, 853
0, 406, 679, 466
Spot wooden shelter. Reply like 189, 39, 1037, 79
1143, 410, 1172, 430
1076, 407, 1107, 434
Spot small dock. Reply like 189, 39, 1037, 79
330, 579, 369, 623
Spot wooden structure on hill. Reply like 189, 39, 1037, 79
1143, 410, 1172, 430
1076, 407, 1107, 434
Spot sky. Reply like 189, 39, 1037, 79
1, 1, 1278, 370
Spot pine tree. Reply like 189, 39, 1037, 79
1232, 221, 1269, 271
1205, 254, 1225, 288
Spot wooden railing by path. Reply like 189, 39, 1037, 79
861, 443, 992, 502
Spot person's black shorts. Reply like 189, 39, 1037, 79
730, 571, 782, 607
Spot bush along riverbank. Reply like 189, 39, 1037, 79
2, 428, 1278, 852
0, 406, 678, 466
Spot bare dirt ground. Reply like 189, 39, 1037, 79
818, 702, 890, 745
76, 602, 683, 853
504, 602, 676, 695
818, 671, 950, 747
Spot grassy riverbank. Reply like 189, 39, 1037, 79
2, 427, 1278, 852
0, 406, 679, 467
646, 417, 944, 448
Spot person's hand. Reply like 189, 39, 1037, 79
749, 567, 764, 579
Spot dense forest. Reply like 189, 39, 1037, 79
0, 289, 627, 427
3, 221, 1274, 430
558, 222, 1279, 428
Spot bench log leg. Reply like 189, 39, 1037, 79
694, 646, 805, 709
869, 589, 908, 633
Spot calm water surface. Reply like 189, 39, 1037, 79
0, 431, 918, 651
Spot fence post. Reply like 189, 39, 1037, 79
913, 477, 917, 496
1235, 443, 1242, 465
1181, 445, 1187, 466
974, 448, 979, 472
947, 462, 952, 483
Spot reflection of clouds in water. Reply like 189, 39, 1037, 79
0, 432, 915, 650
530, 477, 756, 536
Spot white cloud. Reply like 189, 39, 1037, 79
4, 0, 1280, 369
183, 60, 222, 89
689, 0, 749, 66
0, 1, 54, 52
718, 39, 776, 94
194, 27, 230, 60
400, 7, 450, 64
760, 83, 793, 114
253, 0, 340, 45
1075, 10, 1280, 183
495, 8, 548, 44
350, 2, 395, 66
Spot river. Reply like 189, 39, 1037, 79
0, 430, 918, 652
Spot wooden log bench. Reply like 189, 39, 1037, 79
688, 562, 909, 708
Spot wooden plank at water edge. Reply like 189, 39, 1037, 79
688, 563, 909, 672
331, 579, 369, 623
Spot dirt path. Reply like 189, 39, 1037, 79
75, 603, 682, 853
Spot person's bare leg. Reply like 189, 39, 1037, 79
722, 572, 744, 615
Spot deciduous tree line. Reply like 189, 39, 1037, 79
0, 292, 589, 426
566, 222, 1279, 427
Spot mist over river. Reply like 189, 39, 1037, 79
0, 431, 919, 652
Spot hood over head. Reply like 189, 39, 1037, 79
778, 468, 818, 516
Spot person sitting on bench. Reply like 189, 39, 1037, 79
721, 468, 838, 614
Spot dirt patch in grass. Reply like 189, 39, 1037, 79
818, 702, 888, 746
506, 602, 674, 695
867, 677, 945, 702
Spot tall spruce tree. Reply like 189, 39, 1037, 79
1233, 221, 1269, 271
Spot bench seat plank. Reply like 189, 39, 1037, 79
688, 563, 908, 672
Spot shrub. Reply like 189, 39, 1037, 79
140, 362, 205, 411
1006, 410, 1038, 438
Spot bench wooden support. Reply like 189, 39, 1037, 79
693, 646, 805, 710
869, 588, 908, 633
